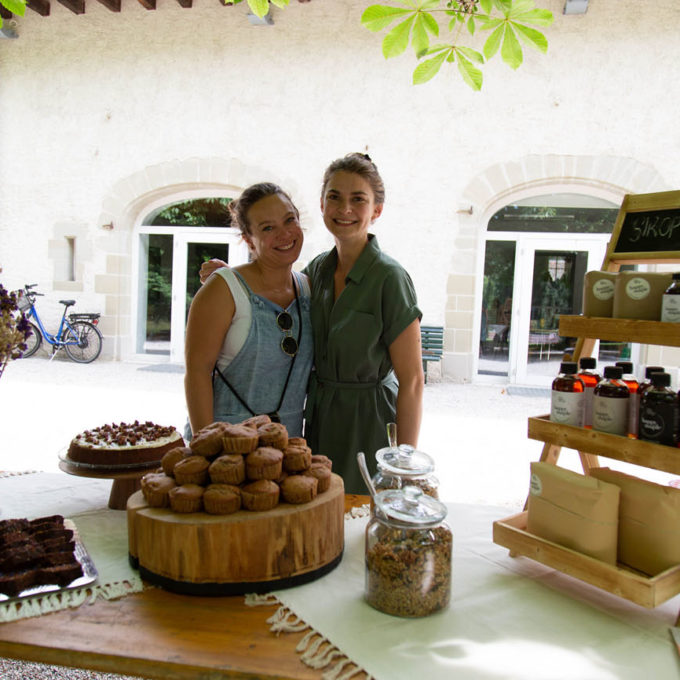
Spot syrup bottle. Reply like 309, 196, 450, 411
638, 365, 665, 397
592, 365, 630, 436
577, 356, 601, 429
638, 372, 680, 446
615, 361, 640, 438
661, 273, 680, 323
550, 361, 584, 427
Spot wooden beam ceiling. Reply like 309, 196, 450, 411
95, 0, 121, 11
15, 0, 310, 18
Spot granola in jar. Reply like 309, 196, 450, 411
365, 486, 451, 618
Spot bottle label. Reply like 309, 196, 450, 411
583, 386, 595, 428
639, 401, 679, 445
625, 277, 650, 301
592, 279, 615, 301
629, 392, 639, 437
661, 295, 680, 323
592, 395, 629, 435
551, 391, 584, 427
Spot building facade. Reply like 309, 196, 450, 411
1, 0, 679, 384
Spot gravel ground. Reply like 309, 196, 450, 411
1, 353, 675, 678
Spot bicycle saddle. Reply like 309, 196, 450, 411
59, 300, 76, 307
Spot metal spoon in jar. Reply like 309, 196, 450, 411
356, 451, 377, 502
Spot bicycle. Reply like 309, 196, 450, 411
17, 284, 104, 364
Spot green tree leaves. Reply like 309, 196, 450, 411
0, 0, 25, 28
361, 0, 553, 89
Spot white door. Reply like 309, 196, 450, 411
510, 235, 607, 385
169, 230, 249, 363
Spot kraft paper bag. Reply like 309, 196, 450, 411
583, 270, 618, 317
527, 462, 620, 564
612, 271, 673, 320
590, 467, 680, 575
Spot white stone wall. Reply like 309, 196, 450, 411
1, 0, 679, 375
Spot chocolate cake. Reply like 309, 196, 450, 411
0, 515, 84, 597
67, 420, 184, 467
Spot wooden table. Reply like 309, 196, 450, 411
0, 494, 370, 680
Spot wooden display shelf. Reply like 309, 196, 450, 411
528, 415, 680, 476
559, 315, 680, 347
493, 511, 680, 609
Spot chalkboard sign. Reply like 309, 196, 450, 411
607, 189, 680, 264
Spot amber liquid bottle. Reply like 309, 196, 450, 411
592, 365, 630, 436
638, 372, 680, 446
615, 361, 640, 438
550, 361, 584, 427
577, 356, 601, 429
638, 366, 666, 398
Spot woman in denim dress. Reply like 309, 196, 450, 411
184, 183, 313, 438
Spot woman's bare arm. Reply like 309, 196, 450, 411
388, 319, 425, 447
184, 275, 234, 434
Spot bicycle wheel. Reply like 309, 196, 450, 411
62, 321, 103, 364
21, 322, 42, 358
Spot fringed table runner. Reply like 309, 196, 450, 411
0, 472, 144, 623
248, 502, 680, 680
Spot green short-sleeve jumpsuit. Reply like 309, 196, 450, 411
303, 234, 422, 494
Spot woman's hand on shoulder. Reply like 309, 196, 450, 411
200, 258, 229, 284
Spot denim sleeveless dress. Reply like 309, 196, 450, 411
190, 270, 313, 438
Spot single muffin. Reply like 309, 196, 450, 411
190, 422, 228, 457
245, 447, 283, 481
241, 414, 272, 430
303, 464, 332, 493
168, 484, 204, 513
283, 445, 312, 473
311, 454, 332, 470
257, 422, 288, 450
203, 484, 242, 515
140, 472, 177, 508
173, 456, 210, 486
221, 423, 260, 454
241, 479, 280, 511
281, 475, 318, 504
209, 454, 246, 485
288, 437, 307, 448
161, 446, 193, 477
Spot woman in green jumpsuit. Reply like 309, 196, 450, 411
303, 154, 424, 493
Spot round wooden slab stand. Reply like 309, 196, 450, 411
59, 459, 159, 510
127, 474, 345, 595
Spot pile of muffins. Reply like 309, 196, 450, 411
140, 415, 332, 515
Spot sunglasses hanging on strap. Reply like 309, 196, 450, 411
213, 274, 302, 424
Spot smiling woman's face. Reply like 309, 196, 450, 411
243, 193, 303, 265
320, 170, 383, 243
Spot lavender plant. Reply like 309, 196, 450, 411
0, 285, 32, 379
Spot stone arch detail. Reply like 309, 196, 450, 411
443, 154, 671, 382
94, 156, 306, 360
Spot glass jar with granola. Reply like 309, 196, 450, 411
365, 485, 451, 618
372, 444, 439, 500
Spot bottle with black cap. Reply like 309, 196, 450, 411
638, 372, 680, 446
577, 357, 601, 429
661, 273, 680, 323
592, 365, 630, 436
639, 366, 666, 397
550, 361, 584, 427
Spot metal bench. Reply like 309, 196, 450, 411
421, 325, 443, 383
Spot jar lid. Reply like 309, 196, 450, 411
376, 444, 435, 476
375, 486, 447, 526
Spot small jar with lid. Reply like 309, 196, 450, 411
372, 444, 439, 499
365, 486, 452, 618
